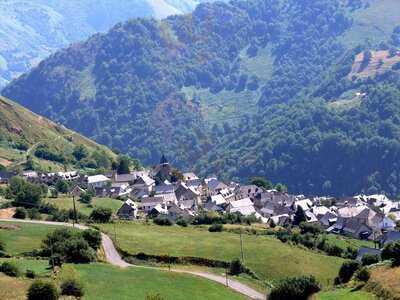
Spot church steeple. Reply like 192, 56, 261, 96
160, 154, 168, 165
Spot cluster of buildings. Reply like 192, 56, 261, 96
2, 156, 400, 247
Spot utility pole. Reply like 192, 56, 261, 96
240, 231, 244, 263
72, 194, 77, 227
225, 266, 229, 287
49, 236, 55, 274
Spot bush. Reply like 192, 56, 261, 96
354, 267, 370, 282
361, 254, 380, 266
42, 228, 97, 264
60, 278, 84, 297
229, 258, 245, 275
26, 269, 36, 279
55, 180, 69, 193
299, 223, 323, 235
208, 223, 223, 232
269, 275, 320, 300
153, 215, 173, 226
79, 191, 93, 204
336, 260, 360, 284
27, 208, 41, 220
382, 241, 400, 266
325, 243, 343, 257
13, 207, 27, 219
90, 207, 112, 223
176, 218, 188, 227
81, 229, 102, 251
0, 261, 20, 277
27, 280, 59, 300
145, 293, 166, 300
0, 240, 4, 252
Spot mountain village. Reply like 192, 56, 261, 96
1, 154, 399, 262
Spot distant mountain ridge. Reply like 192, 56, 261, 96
3, 0, 400, 196
0, 0, 207, 87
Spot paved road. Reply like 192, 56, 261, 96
0, 218, 265, 299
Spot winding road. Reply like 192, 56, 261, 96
0, 218, 265, 299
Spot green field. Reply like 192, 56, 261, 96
44, 196, 122, 216
0, 221, 61, 255
0, 259, 246, 300
100, 222, 344, 285
315, 288, 377, 300
325, 234, 374, 250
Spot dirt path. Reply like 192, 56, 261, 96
0, 218, 266, 299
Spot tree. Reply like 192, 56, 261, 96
79, 191, 93, 204
27, 280, 59, 300
361, 254, 379, 266
275, 183, 287, 193
269, 276, 320, 300
81, 230, 102, 250
336, 260, 360, 284
0, 261, 20, 277
13, 207, 27, 219
229, 258, 245, 275
250, 177, 273, 190
7, 177, 42, 208
55, 180, 69, 194
90, 207, 112, 223
72, 145, 89, 161
116, 155, 131, 174
382, 241, 400, 266
293, 206, 307, 225
61, 279, 84, 297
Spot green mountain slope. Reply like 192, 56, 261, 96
0, 96, 116, 172
0, 0, 208, 87
2, 0, 400, 196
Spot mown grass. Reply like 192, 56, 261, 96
0, 258, 246, 300
100, 222, 344, 286
0, 221, 61, 255
72, 263, 247, 300
315, 288, 377, 300
44, 196, 122, 216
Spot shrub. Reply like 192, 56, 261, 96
382, 241, 400, 266
229, 258, 245, 275
299, 223, 323, 235
325, 243, 343, 257
0, 239, 4, 252
354, 267, 370, 282
90, 207, 112, 223
0, 261, 20, 277
79, 191, 93, 204
13, 207, 27, 219
26, 269, 36, 279
145, 293, 166, 300
60, 278, 84, 297
361, 254, 380, 266
81, 229, 102, 251
153, 215, 173, 226
336, 260, 360, 284
55, 180, 69, 193
27, 280, 59, 300
176, 218, 188, 227
269, 275, 320, 300
27, 208, 41, 220
208, 223, 223, 232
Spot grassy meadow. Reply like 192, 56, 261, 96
100, 222, 344, 285
315, 288, 377, 300
0, 221, 61, 255
44, 196, 122, 216
0, 258, 247, 300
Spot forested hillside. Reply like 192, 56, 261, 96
0, 96, 116, 172
0, 0, 205, 87
3, 0, 400, 196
